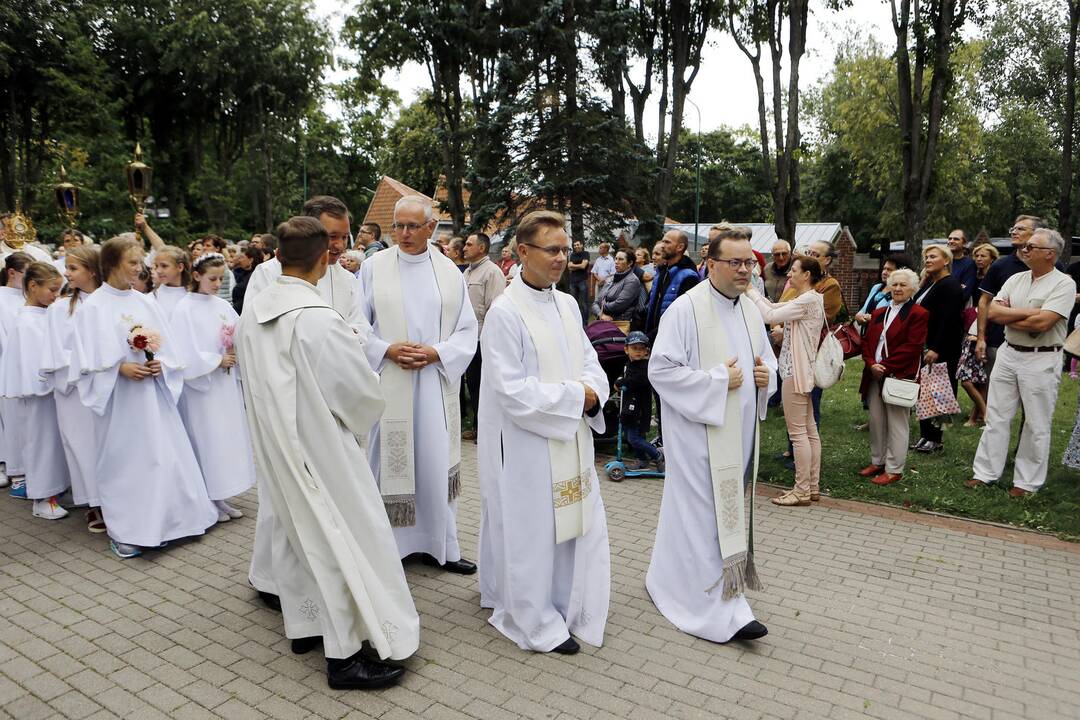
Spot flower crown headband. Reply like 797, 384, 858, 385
193, 252, 225, 271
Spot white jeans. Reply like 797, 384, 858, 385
971, 345, 1062, 492
867, 380, 911, 475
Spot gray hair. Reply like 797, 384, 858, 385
344, 250, 364, 262
772, 239, 791, 253
1032, 228, 1065, 256
888, 267, 919, 289
393, 195, 433, 222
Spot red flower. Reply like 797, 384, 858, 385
132, 335, 148, 350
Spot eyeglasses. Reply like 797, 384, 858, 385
522, 243, 570, 257
1019, 243, 1053, 253
391, 222, 429, 233
804, 250, 821, 258
1009, 225, 1034, 234
711, 257, 757, 270
773, 252, 790, 257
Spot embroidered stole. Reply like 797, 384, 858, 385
369, 247, 463, 526
688, 281, 765, 599
505, 280, 595, 544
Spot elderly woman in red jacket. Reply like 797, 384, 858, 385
858, 268, 929, 486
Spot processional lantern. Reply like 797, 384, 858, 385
53, 165, 80, 229
125, 143, 153, 242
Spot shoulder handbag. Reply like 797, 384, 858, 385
879, 322, 921, 408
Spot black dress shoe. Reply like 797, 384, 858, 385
291, 636, 321, 655
729, 620, 768, 642
421, 555, 477, 575
258, 591, 281, 612
327, 653, 405, 690
551, 637, 580, 655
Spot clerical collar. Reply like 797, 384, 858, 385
520, 274, 551, 292
398, 246, 430, 264
708, 281, 740, 305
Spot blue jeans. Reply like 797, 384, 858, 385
570, 277, 589, 326
626, 425, 660, 463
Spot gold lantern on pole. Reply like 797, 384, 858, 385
125, 143, 152, 243
53, 165, 80, 229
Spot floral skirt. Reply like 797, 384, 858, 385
1064, 390, 1080, 471
955, 340, 987, 385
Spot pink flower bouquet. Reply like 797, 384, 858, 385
220, 323, 236, 373
127, 325, 162, 361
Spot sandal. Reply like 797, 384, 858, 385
771, 491, 811, 507
86, 509, 107, 534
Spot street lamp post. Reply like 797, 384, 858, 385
685, 97, 702, 251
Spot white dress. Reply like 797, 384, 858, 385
238, 276, 419, 661
358, 248, 478, 562
152, 284, 188, 322
646, 288, 777, 642
171, 292, 257, 500
477, 279, 611, 651
40, 293, 102, 506
0, 306, 70, 499
0, 285, 26, 475
72, 283, 218, 547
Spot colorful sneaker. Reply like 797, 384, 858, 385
109, 540, 142, 559
32, 496, 69, 520
8, 476, 27, 499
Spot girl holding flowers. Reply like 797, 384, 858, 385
40, 245, 107, 533
72, 235, 217, 559
171, 252, 255, 522
151, 245, 190, 320
0, 262, 70, 520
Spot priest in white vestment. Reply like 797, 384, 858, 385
477, 211, 611, 655
647, 227, 777, 643
358, 196, 478, 573
237, 216, 417, 690
246, 196, 370, 611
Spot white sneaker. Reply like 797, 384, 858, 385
215, 500, 243, 519
216, 509, 231, 523
32, 496, 69, 520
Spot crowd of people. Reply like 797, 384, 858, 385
1, 197, 1079, 692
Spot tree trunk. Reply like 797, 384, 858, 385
778, 0, 807, 243
769, 0, 787, 239
1059, 0, 1079, 263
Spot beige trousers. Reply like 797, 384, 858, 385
867, 379, 911, 475
972, 345, 1062, 492
782, 382, 820, 495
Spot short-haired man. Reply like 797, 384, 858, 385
360, 222, 387, 259
477, 210, 611, 655
590, 242, 615, 305
461, 232, 504, 440
647, 226, 776, 643
644, 229, 700, 341
966, 228, 1074, 497
763, 240, 792, 302
976, 215, 1049, 374
567, 239, 591, 325
358, 195, 479, 573
237, 215, 418, 689
948, 229, 978, 303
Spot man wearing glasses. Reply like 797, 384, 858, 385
947, 229, 978, 304
966, 228, 1074, 497
975, 215, 1051, 373
357, 195, 479, 574
763, 239, 792, 302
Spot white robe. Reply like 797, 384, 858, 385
152, 284, 188, 322
72, 283, 218, 547
0, 285, 27, 474
477, 278, 611, 651
237, 275, 419, 661
246, 258, 374, 588
358, 248, 478, 562
40, 294, 102, 506
0, 306, 70, 500
172, 292, 257, 500
646, 286, 777, 643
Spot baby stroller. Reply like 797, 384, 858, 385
586, 320, 627, 440
604, 379, 665, 482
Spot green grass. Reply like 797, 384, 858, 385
757, 360, 1080, 541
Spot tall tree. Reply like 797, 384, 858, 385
890, 0, 977, 264
1060, 1, 1079, 260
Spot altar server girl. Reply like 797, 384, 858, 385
0, 251, 33, 493
40, 245, 106, 533
151, 245, 190, 319
0, 262, 70, 519
72, 235, 217, 559
172, 252, 256, 522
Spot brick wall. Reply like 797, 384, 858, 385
832, 227, 873, 314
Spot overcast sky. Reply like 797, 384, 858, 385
314, 0, 897, 139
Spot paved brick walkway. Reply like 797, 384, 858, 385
2, 447, 1079, 720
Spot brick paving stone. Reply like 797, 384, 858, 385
3, 447, 1080, 719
